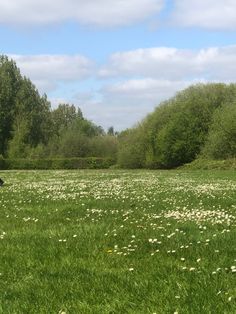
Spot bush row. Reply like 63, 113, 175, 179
0, 157, 116, 170
179, 158, 236, 170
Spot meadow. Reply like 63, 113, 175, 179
0, 169, 235, 314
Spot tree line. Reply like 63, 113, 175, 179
0, 56, 117, 160
0, 55, 235, 168
118, 83, 236, 168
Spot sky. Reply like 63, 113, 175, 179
1, 0, 236, 130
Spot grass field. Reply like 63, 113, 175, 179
0, 170, 235, 314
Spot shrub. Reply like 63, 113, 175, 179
0, 158, 116, 170
179, 158, 236, 170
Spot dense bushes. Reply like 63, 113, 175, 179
118, 127, 147, 168
0, 56, 118, 161
180, 158, 236, 170
0, 157, 116, 170
202, 102, 236, 159
118, 83, 236, 169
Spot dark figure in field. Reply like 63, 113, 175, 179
0, 178, 4, 187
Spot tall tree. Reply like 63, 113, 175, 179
8, 78, 51, 157
0, 56, 21, 155
51, 104, 83, 136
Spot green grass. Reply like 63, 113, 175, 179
0, 170, 235, 314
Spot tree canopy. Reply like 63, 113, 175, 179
0, 55, 118, 160
118, 83, 236, 168
1, 55, 235, 168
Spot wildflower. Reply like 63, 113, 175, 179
231, 266, 236, 273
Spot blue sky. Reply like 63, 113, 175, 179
1, 0, 236, 130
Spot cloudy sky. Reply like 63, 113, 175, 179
1, 0, 236, 130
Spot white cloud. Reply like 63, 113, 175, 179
103, 78, 192, 105
78, 100, 153, 131
78, 44, 236, 129
99, 47, 202, 78
99, 45, 236, 81
66, 79, 195, 130
8, 44, 236, 130
172, 0, 236, 30
9, 54, 93, 93
0, 0, 164, 27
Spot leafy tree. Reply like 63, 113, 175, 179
118, 83, 236, 168
107, 126, 114, 136
117, 126, 146, 168
51, 104, 82, 136
8, 78, 51, 157
88, 135, 118, 158
0, 56, 21, 155
202, 102, 236, 159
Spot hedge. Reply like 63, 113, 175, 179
0, 157, 116, 170
179, 158, 236, 170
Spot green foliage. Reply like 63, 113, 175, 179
0, 56, 21, 155
180, 158, 236, 170
117, 127, 146, 168
0, 157, 115, 170
0, 55, 118, 162
1, 54, 235, 168
0, 155, 6, 169
107, 126, 114, 136
51, 103, 82, 136
118, 83, 236, 169
88, 136, 118, 158
0, 56, 51, 158
58, 132, 90, 158
202, 102, 236, 159
48, 118, 115, 158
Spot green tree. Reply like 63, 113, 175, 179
0, 56, 21, 155
51, 104, 82, 136
89, 135, 118, 158
202, 102, 236, 159
8, 78, 51, 157
118, 126, 146, 168
107, 126, 114, 136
